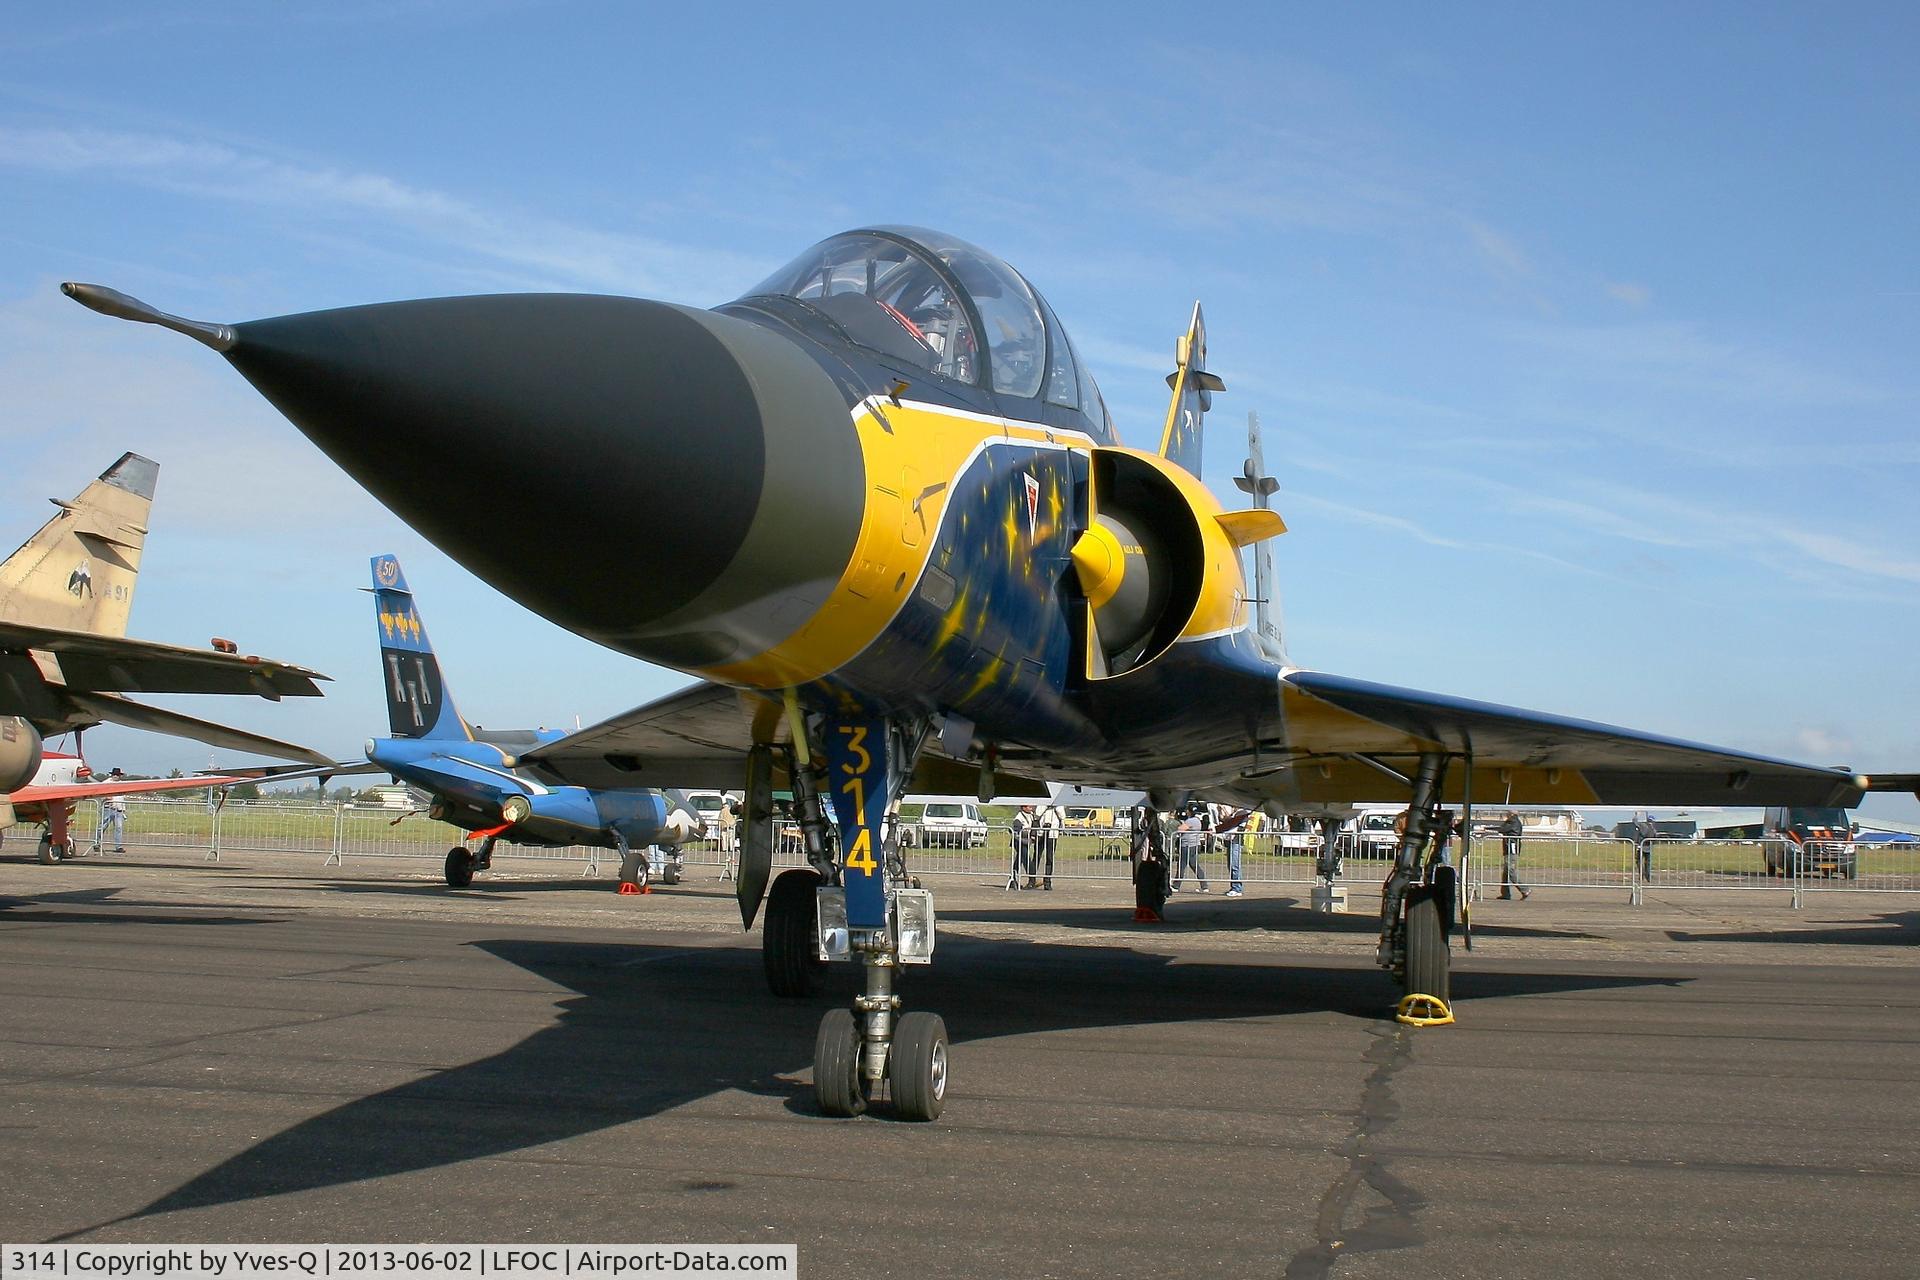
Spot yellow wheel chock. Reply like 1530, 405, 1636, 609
1395, 993, 1454, 1027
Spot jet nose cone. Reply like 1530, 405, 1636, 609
224, 294, 864, 667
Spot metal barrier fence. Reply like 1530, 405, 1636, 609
1462, 833, 1920, 903
32, 801, 1920, 904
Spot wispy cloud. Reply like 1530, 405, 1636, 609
1574, 475, 1920, 589
1505, 316, 1898, 409
1604, 280, 1652, 307
0, 123, 774, 303
1284, 491, 1606, 578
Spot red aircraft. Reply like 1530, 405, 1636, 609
1, 728, 242, 863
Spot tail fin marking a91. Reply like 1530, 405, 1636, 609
0, 452, 158, 638
369, 554, 467, 740
1157, 302, 1226, 478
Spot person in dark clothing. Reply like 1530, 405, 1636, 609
1498, 811, 1529, 900
1035, 802, 1063, 889
1633, 812, 1658, 883
1008, 805, 1036, 890
1130, 804, 1170, 919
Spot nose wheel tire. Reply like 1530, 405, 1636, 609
444, 846, 476, 888
890, 1011, 949, 1121
813, 1007, 867, 1118
1403, 888, 1450, 1003
38, 834, 58, 864
763, 867, 825, 997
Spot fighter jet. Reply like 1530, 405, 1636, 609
65, 226, 1919, 1120
1, 452, 331, 767
351, 554, 702, 888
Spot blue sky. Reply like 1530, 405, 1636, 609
2, 2, 1915, 821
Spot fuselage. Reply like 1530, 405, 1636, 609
367, 733, 687, 849
157, 226, 1291, 789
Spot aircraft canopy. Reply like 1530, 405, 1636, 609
742, 226, 1106, 428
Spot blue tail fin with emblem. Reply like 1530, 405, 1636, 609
1157, 302, 1226, 477
368, 554, 467, 740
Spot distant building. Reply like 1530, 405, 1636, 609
366, 784, 414, 810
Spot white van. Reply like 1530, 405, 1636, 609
1353, 807, 1402, 858
682, 790, 738, 839
903, 799, 989, 849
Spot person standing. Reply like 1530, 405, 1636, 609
1430, 810, 1458, 867
1009, 804, 1036, 890
1633, 812, 1658, 883
1217, 805, 1250, 897
1036, 802, 1063, 890
718, 796, 740, 855
1172, 805, 1209, 892
1499, 811, 1530, 900
1130, 804, 1171, 919
92, 767, 128, 854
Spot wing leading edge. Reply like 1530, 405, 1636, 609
1271, 669, 1905, 809
0, 622, 327, 698
10, 774, 249, 805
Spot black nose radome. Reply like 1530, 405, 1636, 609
219, 294, 865, 666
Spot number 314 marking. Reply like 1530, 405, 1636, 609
837, 726, 877, 876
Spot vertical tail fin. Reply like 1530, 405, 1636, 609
369, 554, 467, 740
0, 453, 158, 636
1157, 303, 1225, 477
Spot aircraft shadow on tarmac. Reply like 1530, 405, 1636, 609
944, 896, 1610, 943
301, 878, 740, 902
94, 932, 1669, 1231
1665, 908, 1920, 947
0, 885, 276, 928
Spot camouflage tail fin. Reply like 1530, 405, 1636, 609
369, 554, 468, 740
1157, 302, 1226, 477
0, 452, 157, 637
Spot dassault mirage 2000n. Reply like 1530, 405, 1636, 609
66, 227, 1919, 1120
349, 554, 703, 888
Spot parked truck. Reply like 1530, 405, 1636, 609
1761, 806, 1858, 879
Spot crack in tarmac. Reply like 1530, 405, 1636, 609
1285, 1022, 1427, 1279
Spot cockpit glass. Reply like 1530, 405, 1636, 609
953, 254, 1043, 398
743, 233, 979, 384
1078, 355, 1112, 437
1037, 295, 1079, 409
870, 227, 1047, 400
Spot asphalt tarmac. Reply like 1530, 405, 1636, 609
3, 847, 1916, 1278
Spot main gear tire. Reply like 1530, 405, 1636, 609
813, 1007, 866, 1118
889, 1011, 949, 1121
1404, 887, 1450, 1003
763, 867, 825, 997
444, 846, 476, 888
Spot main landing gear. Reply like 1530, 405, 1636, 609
612, 829, 652, 892
1377, 753, 1457, 1024
37, 803, 78, 864
760, 712, 947, 1121
444, 833, 498, 887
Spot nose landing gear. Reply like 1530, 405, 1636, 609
762, 708, 948, 1121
